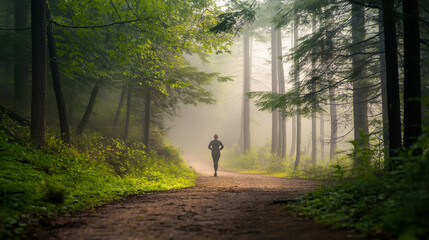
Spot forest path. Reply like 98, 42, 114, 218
34, 155, 351, 240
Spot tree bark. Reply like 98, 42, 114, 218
293, 14, 301, 171
289, 115, 296, 156
76, 82, 100, 135
14, 0, 31, 113
329, 87, 337, 161
351, 2, 369, 164
294, 112, 301, 171
2, 2, 14, 105
320, 113, 325, 159
311, 19, 317, 165
143, 88, 151, 148
276, 29, 287, 158
403, 0, 422, 150
46, 4, 70, 145
378, 9, 389, 157
381, 0, 402, 169
271, 25, 278, 154
30, 0, 47, 147
243, 31, 251, 153
124, 82, 132, 140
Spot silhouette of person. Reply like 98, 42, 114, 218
208, 134, 224, 177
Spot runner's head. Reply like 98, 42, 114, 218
214, 134, 218, 140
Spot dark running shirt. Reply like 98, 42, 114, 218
208, 140, 224, 152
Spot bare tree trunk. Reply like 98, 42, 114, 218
124, 82, 132, 140
271, 25, 278, 154
381, 0, 402, 169
46, 4, 70, 145
14, 0, 31, 113
320, 113, 325, 159
329, 87, 337, 160
143, 88, 151, 148
378, 9, 389, 156
311, 110, 316, 164
276, 29, 287, 158
289, 115, 296, 156
293, 14, 301, 171
311, 19, 317, 165
294, 112, 301, 170
243, 31, 251, 152
403, 0, 422, 150
30, 0, 47, 147
76, 82, 100, 135
351, 2, 369, 165
2, 2, 14, 105
114, 85, 127, 127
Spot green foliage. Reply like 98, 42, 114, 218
222, 143, 352, 179
0, 118, 196, 239
210, 0, 257, 35
287, 136, 429, 239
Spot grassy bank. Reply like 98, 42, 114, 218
0, 116, 196, 239
287, 167, 429, 239
224, 143, 429, 238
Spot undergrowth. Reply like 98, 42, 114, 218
287, 155, 429, 239
224, 136, 429, 238
285, 132, 429, 239
222, 143, 352, 179
0, 116, 196, 239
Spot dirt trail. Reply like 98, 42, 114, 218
33, 155, 351, 240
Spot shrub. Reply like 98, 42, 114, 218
0, 117, 196, 239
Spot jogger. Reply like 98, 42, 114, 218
208, 134, 224, 177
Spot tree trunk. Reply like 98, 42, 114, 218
14, 0, 31, 113
30, 0, 47, 147
311, 19, 317, 165
124, 82, 132, 140
76, 82, 100, 135
143, 88, 151, 148
294, 112, 301, 171
276, 29, 287, 158
351, 2, 369, 164
271, 25, 278, 154
293, 14, 301, 171
243, 31, 251, 153
311, 109, 316, 165
403, 0, 422, 150
289, 115, 296, 156
46, 4, 70, 145
2, 2, 14, 105
114, 85, 127, 127
379, 9, 389, 156
320, 113, 325, 159
329, 87, 337, 160
381, 0, 402, 169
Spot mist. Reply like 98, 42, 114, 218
167, 35, 353, 161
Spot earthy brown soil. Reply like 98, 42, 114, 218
32, 155, 352, 240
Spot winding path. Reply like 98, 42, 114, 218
34, 155, 350, 240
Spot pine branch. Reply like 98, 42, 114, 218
48, 18, 144, 29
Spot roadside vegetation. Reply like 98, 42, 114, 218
223, 145, 352, 180
223, 133, 429, 239
0, 116, 196, 239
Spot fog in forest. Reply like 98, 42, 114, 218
167, 35, 353, 159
